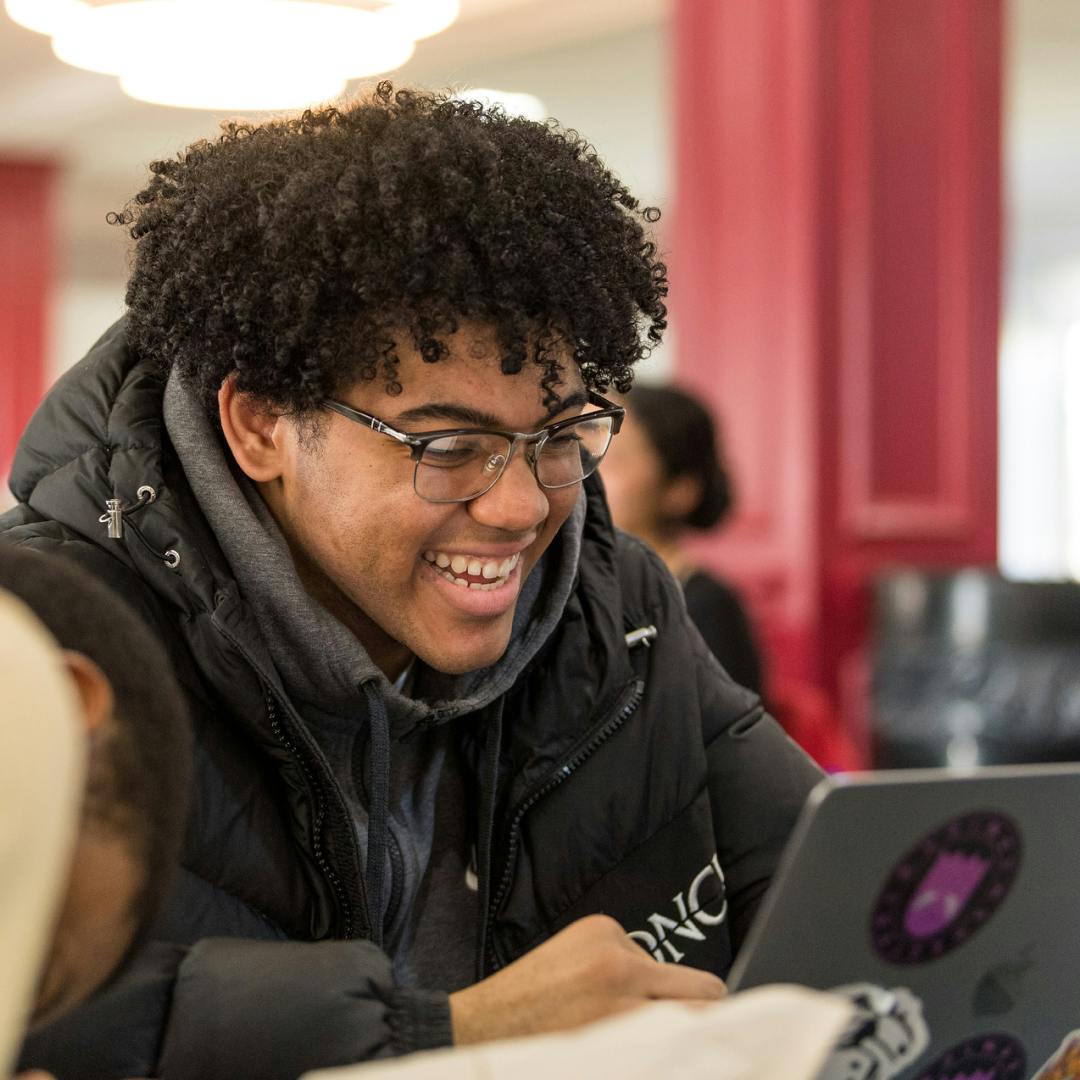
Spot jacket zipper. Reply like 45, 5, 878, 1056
474, 703, 504, 983
265, 689, 359, 939
384, 829, 405, 934
123, 518, 365, 938
483, 677, 645, 973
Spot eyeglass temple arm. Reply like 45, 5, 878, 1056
324, 400, 417, 446
368, 417, 414, 444
586, 392, 624, 434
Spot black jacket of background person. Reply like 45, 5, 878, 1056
2, 322, 822, 1080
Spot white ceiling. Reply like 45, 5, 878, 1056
0, 0, 666, 153
1, 0, 1077, 288
0, 0, 667, 280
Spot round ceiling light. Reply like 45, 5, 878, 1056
4, 0, 459, 110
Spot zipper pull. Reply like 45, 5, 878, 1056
625, 625, 658, 650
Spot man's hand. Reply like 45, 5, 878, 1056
449, 914, 727, 1045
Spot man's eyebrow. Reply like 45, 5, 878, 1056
544, 390, 590, 420
392, 403, 503, 427
392, 390, 589, 430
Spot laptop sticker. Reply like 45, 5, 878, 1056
1031, 1031, 1080, 1079
912, 1033, 1025, 1080
818, 983, 930, 1080
871, 811, 1022, 964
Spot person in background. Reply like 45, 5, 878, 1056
0, 542, 192, 1075
602, 386, 862, 772
601, 384, 764, 695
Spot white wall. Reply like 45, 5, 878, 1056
48, 279, 126, 382
999, 0, 1080, 579
403, 23, 670, 207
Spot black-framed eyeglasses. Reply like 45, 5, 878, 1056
321, 391, 625, 504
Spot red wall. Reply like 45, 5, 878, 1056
0, 161, 54, 484
672, 0, 1001, 759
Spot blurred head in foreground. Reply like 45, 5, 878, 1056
0, 543, 191, 1031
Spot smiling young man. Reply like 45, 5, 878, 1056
3, 85, 822, 1080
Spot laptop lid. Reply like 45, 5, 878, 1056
727, 764, 1080, 1080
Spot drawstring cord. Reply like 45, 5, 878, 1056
98, 484, 181, 569
362, 679, 391, 948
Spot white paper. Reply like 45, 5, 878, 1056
304, 985, 853, 1080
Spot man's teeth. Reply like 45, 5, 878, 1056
423, 550, 520, 589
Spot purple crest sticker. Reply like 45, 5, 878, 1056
914, 1034, 1026, 1080
871, 810, 1021, 965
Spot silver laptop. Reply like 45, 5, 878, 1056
727, 764, 1080, 1080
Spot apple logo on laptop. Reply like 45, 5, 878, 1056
913, 1033, 1026, 1080
870, 811, 1021, 965
972, 946, 1035, 1017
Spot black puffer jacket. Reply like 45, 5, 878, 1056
3, 322, 822, 1080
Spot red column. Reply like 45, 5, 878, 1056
0, 161, 55, 484
672, 0, 1001, 761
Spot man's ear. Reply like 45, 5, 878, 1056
61, 652, 115, 737
218, 375, 287, 482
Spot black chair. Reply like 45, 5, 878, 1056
872, 569, 1080, 768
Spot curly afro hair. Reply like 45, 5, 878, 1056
111, 81, 668, 419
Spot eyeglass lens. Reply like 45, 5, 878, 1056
415, 413, 615, 503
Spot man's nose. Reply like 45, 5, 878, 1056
468, 445, 549, 532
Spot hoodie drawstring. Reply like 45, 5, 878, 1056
361, 679, 391, 948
